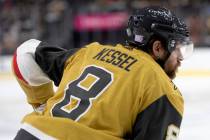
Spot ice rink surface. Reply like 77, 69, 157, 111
0, 48, 210, 140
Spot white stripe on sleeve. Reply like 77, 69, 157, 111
16, 39, 51, 86
21, 123, 57, 140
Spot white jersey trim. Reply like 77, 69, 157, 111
21, 123, 57, 140
16, 39, 51, 86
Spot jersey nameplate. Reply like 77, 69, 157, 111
93, 48, 138, 71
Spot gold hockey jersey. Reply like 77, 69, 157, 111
13, 39, 183, 140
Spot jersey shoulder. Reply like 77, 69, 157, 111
134, 51, 183, 115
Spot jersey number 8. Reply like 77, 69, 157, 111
51, 65, 113, 121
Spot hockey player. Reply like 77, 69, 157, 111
13, 6, 193, 140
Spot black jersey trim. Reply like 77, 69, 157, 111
130, 95, 182, 140
14, 129, 39, 140
35, 42, 80, 86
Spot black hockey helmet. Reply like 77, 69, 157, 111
126, 6, 193, 59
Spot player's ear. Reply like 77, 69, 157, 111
152, 40, 165, 60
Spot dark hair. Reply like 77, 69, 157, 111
139, 34, 167, 54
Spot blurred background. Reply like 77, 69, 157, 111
0, 0, 210, 54
0, 0, 210, 140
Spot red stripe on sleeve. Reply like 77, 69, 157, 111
13, 51, 28, 84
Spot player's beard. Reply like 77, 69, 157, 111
156, 57, 179, 80
164, 61, 180, 80
156, 58, 165, 70
164, 67, 177, 79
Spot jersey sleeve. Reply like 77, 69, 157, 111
12, 39, 79, 108
34, 41, 80, 86
131, 70, 183, 140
